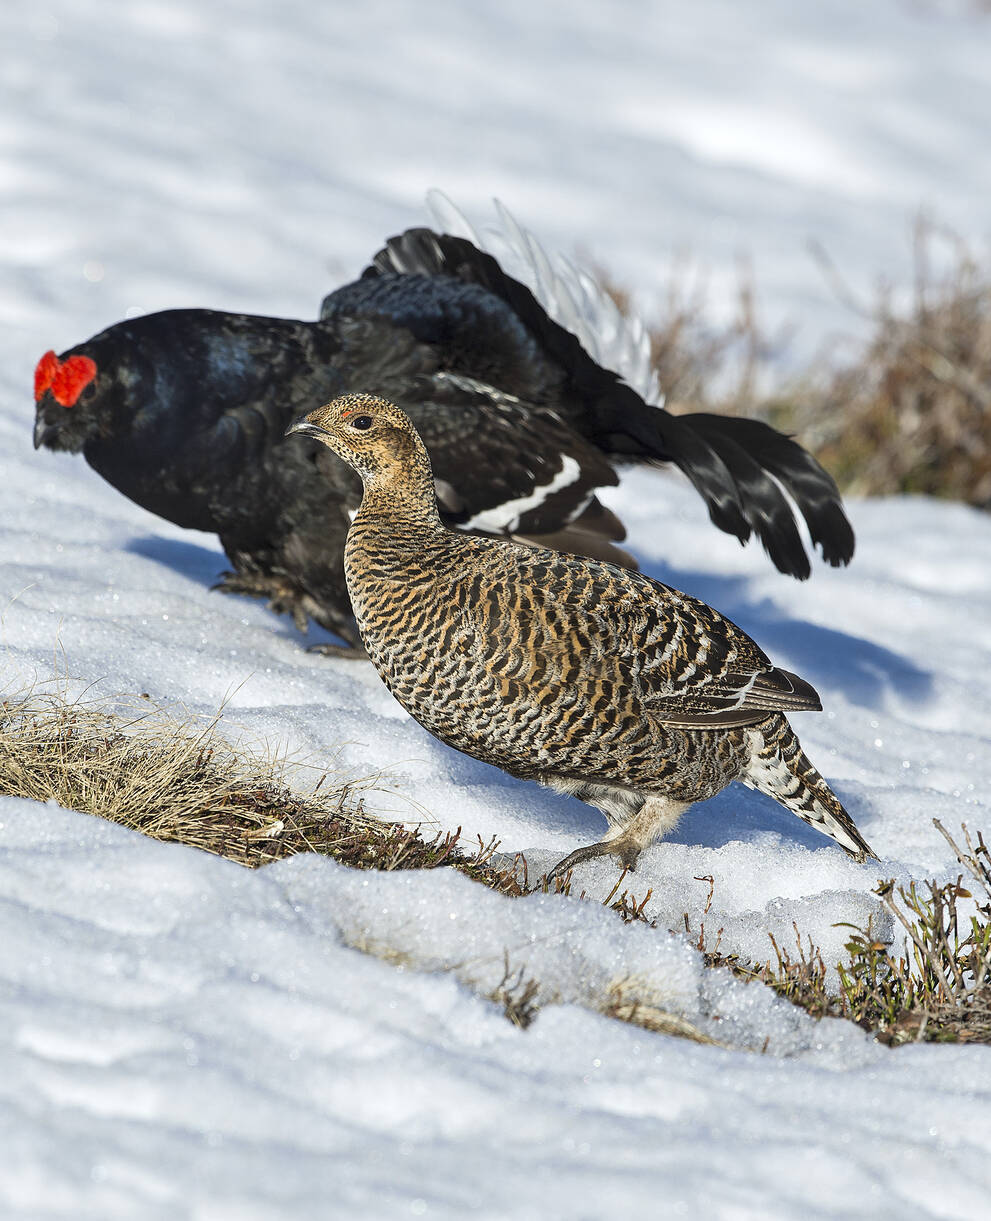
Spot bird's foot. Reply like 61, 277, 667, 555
212, 569, 282, 599
545, 833, 642, 882
212, 571, 312, 632
305, 641, 368, 660
212, 570, 364, 653
544, 795, 689, 883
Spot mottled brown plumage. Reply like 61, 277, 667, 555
288, 393, 877, 876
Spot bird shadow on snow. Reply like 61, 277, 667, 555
124, 534, 359, 654
125, 535, 228, 587
637, 557, 933, 709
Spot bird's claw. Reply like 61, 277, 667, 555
545, 835, 641, 883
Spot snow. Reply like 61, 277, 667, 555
3, 797, 989, 1221
3, 0, 991, 1216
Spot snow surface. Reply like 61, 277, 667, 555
3, 0, 991, 1217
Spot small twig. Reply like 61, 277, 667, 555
602, 868, 631, 909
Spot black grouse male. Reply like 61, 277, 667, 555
34, 207, 854, 655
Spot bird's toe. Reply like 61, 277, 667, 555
545, 835, 642, 882
305, 641, 368, 660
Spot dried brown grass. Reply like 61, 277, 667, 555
795, 220, 991, 505
0, 685, 463, 872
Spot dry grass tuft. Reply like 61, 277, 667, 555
486, 955, 543, 1029
0, 686, 495, 876
604, 980, 720, 1045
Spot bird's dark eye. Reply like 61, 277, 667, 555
350, 415, 373, 431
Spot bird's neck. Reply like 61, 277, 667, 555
354, 466, 444, 535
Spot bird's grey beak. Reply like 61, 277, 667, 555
34, 417, 61, 450
285, 417, 328, 440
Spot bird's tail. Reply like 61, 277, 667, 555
362, 223, 854, 580
593, 398, 855, 580
744, 715, 877, 862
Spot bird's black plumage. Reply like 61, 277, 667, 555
33, 223, 854, 652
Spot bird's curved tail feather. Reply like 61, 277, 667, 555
744, 715, 877, 862
643, 409, 855, 579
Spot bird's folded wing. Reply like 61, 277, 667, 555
478, 551, 822, 729
322, 267, 563, 402
413, 389, 618, 537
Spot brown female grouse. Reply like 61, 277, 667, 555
287, 393, 876, 876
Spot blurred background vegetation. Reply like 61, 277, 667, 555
609, 217, 991, 508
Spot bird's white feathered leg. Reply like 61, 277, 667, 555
546, 793, 691, 879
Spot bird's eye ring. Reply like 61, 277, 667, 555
350, 415, 373, 431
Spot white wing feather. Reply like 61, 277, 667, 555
424, 190, 662, 406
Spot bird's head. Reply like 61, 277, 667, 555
286, 393, 433, 490
32, 347, 102, 452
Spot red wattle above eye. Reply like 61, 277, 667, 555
34, 351, 59, 401
34, 351, 98, 406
